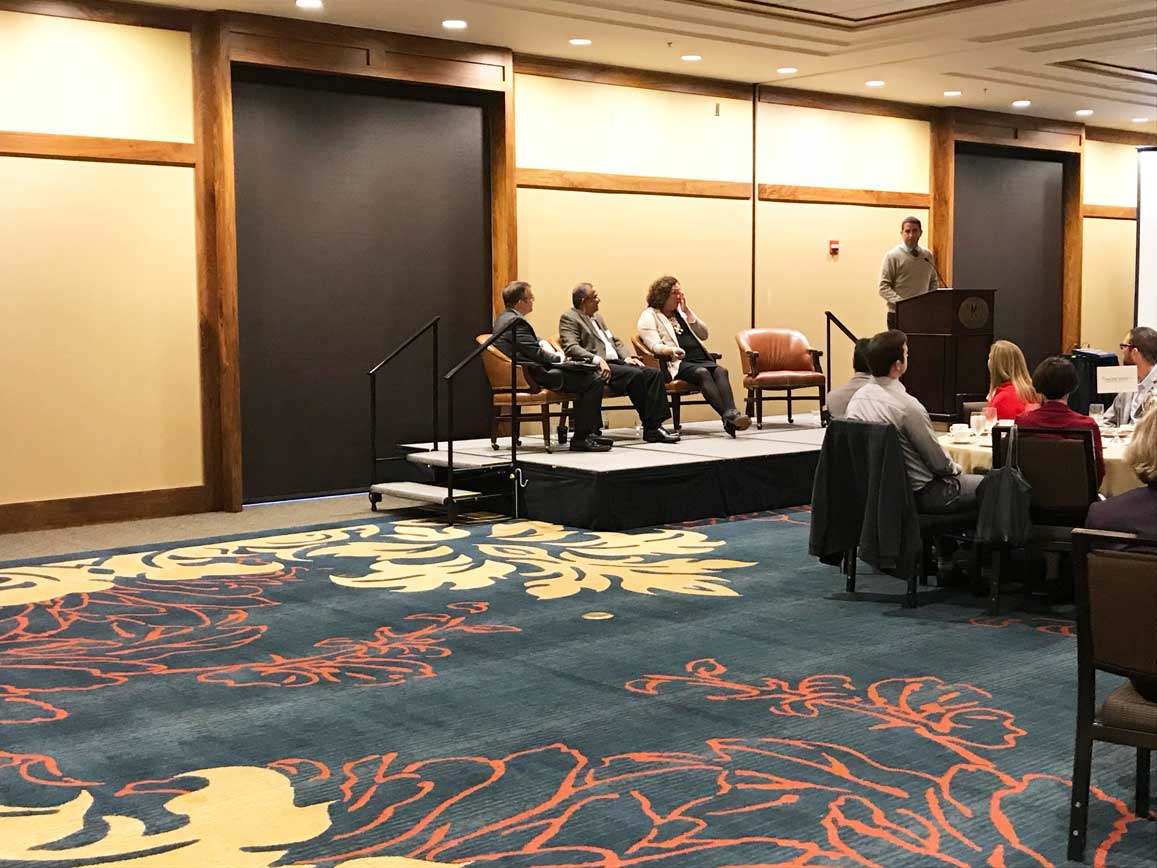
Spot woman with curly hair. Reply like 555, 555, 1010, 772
637, 276, 750, 437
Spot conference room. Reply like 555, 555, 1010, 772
2, 0, 1156, 864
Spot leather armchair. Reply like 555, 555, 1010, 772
477, 335, 573, 452
734, 328, 826, 428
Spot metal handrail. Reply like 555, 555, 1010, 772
367, 317, 439, 486
443, 315, 529, 520
824, 311, 859, 393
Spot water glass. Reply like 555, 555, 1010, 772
970, 413, 985, 437
983, 406, 998, 430
1088, 403, 1104, 420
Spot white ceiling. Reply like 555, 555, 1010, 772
150, 0, 1157, 130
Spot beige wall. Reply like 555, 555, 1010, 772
0, 11, 193, 142
0, 157, 203, 505
1084, 140, 1139, 207
758, 102, 930, 192
756, 202, 928, 392
518, 188, 752, 423
515, 74, 752, 182
1081, 217, 1137, 352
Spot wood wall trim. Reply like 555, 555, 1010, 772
1061, 154, 1083, 352
1085, 126, 1157, 147
490, 91, 518, 314
0, 0, 192, 30
0, 131, 196, 166
758, 86, 935, 122
1081, 204, 1137, 220
518, 168, 752, 200
758, 184, 929, 208
194, 12, 242, 512
513, 53, 751, 101
0, 486, 212, 535
929, 110, 955, 286
950, 107, 1084, 136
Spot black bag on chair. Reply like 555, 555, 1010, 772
975, 427, 1032, 546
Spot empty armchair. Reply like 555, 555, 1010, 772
735, 328, 826, 427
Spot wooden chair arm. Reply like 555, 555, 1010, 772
743, 350, 759, 376
808, 348, 824, 374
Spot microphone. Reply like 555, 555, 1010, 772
923, 255, 945, 289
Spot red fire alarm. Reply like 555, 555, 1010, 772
829, 239, 840, 255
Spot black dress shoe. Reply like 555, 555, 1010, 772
590, 434, 615, 446
570, 436, 612, 452
643, 427, 679, 443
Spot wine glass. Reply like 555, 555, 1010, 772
983, 406, 998, 431
970, 413, 985, 437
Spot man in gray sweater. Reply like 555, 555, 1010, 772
879, 215, 939, 328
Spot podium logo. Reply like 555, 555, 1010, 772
959, 297, 990, 329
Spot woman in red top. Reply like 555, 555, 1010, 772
986, 340, 1038, 419
1015, 356, 1104, 484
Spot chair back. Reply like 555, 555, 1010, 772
735, 328, 814, 374
1073, 529, 1157, 681
994, 426, 1097, 523
476, 334, 539, 394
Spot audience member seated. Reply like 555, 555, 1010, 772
1103, 326, 1157, 426
637, 275, 751, 438
1085, 409, 1157, 702
827, 337, 872, 420
1087, 410, 1157, 537
559, 282, 677, 444
1015, 356, 1104, 484
986, 339, 1038, 420
493, 281, 611, 453
846, 329, 982, 514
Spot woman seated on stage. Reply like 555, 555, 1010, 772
1015, 355, 1104, 484
986, 340, 1038, 419
637, 276, 751, 438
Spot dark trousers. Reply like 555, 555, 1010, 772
606, 360, 670, 428
558, 368, 605, 439
887, 311, 898, 329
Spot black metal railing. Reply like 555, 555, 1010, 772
443, 316, 528, 519
824, 311, 859, 393
367, 317, 439, 485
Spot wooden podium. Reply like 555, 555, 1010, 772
895, 289, 995, 420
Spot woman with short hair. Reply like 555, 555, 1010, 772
637, 276, 750, 437
1015, 356, 1104, 484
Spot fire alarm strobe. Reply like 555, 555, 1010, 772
829, 239, 840, 255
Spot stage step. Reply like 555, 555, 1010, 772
406, 451, 508, 469
370, 482, 481, 505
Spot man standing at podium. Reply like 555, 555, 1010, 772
879, 216, 939, 328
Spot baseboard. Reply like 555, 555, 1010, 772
0, 486, 214, 535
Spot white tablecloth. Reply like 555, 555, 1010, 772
939, 434, 1142, 498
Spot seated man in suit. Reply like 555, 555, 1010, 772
559, 283, 678, 444
846, 329, 982, 514
493, 281, 611, 453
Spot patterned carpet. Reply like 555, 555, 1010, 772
0, 509, 1153, 867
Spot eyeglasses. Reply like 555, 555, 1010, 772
1120, 343, 1135, 350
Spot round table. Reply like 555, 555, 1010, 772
939, 433, 1142, 498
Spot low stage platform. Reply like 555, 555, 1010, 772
401, 418, 824, 530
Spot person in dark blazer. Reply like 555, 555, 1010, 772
1087, 409, 1157, 537
493, 281, 610, 453
559, 283, 677, 444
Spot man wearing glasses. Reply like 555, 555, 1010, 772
1103, 326, 1157, 426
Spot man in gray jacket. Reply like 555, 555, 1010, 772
559, 283, 677, 443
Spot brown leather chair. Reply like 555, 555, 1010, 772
477, 335, 572, 452
1068, 529, 1157, 861
735, 328, 826, 428
631, 333, 699, 432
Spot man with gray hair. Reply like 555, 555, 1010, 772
879, 215, 939, 328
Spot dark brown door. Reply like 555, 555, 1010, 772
233, 69, 491, 502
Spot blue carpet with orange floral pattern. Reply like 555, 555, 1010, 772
1, 509, 1153, 867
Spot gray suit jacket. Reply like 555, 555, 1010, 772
559, 308, 631, 363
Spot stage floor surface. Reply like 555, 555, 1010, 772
403, 417, 824, 529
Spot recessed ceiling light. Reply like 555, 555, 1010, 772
295, 0, 322, 8
943, 90, 962, 97
777, 67, 798, 74
865, 80, 885, 87
1012, 99, 1031, 108
1075, 109, 1094, 117
569, 38, 592, 46
681, 54, 702, 62
441, 19, 468, 30
1133, 117, 1151, 123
